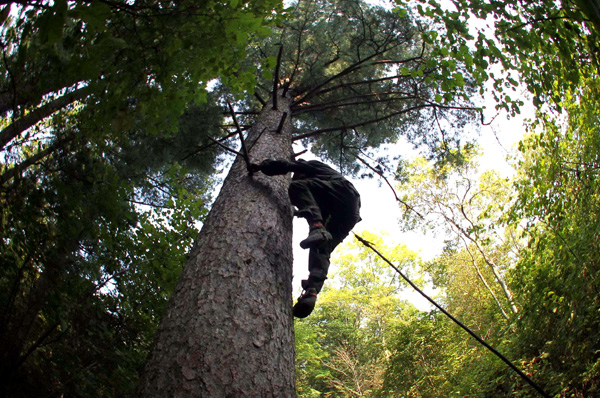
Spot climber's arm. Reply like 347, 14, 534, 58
250, 159, 294, 176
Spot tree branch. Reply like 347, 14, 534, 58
442, 212, 518, 314
272, 45, 284, 110
0, 136, 75, 185
460, 236, 510, 320
207, 136, 243, 158
254, 92, 266, 106
292, 92, 417, 115
227, 101, 251, 170
0, 85, 94, 151
179, 130, 238, 162
292, 43, 402, 107
355, 154, 425, 219
292, 103, 431, 141
305, 71, 419, 99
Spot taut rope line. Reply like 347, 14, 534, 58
353, 232, 551, 398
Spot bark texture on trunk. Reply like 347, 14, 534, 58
138, 95, 296, 397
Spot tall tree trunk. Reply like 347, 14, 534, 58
137, 94, 296, 397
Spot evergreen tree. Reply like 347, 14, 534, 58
138, 0, 479, 396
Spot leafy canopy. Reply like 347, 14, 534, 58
222, 0, 480, 173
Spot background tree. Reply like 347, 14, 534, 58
0, 0, 279, 145
400, 0, 600, 113
382, 97, 600, 396
386, 1, 600, 395
295, 232, 419, 397
397, 153, 520, 319
503, 79, 600, 397
382, 311, 464, 398
0, 0, 281, 396
0, 103, 217, 396
294, 231, 516, 397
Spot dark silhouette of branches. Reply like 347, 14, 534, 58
354, 153, 425, 219
292, 104, 432, 140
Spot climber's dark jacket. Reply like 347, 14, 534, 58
257, 159, 361, 292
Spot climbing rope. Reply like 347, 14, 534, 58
353, 232, 552, 398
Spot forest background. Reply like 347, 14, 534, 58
1, 0, 599, 397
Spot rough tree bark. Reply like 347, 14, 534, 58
137, 94, 296, 397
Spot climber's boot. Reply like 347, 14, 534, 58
299, 225, 332, 249
293, 288, 318, 318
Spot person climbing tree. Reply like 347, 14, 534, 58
251, 158, 361, 318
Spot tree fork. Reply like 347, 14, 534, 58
137, 94, 296, 397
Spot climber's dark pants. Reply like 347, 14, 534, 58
289, 177, 361, 293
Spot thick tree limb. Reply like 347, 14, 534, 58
207, 136, 244, 158
0, 75, 85, 117
0, 136, 74, 185
272, 45, 284, 110
179, 130, 238, 162
227, 101, 251, 171
0, 85, 94, 151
